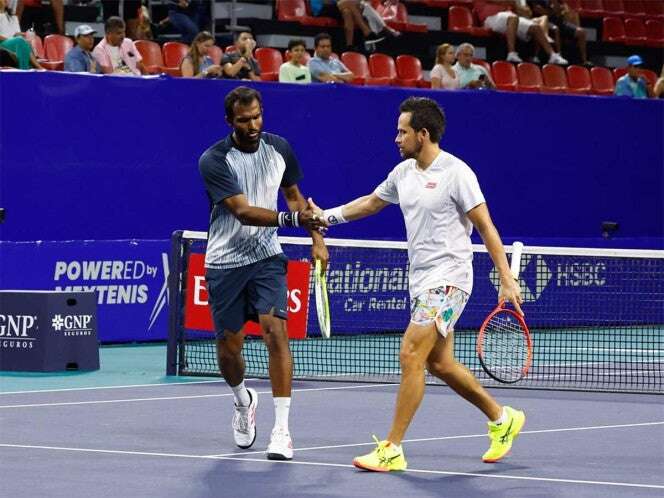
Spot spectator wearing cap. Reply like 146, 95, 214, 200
309, 33, 354, 83
615, 55, 651, 99
92, 16, 146, 76
64, 24, 101, 73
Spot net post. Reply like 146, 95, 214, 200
166, 230, 185, 376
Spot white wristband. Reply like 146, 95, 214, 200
322, 206, 347, 225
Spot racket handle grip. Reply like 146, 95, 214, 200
510, 241, 524, 279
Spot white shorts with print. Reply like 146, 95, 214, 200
485, 11, 535, 42
410, 286, 469, 338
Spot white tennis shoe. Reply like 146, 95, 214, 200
266, 428, 293, 460
232, 387, 257, 449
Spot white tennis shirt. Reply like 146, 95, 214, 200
374, 150, 485, 299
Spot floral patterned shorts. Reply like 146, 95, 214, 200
410, 286, 469, 338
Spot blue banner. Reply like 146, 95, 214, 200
0, 240, 171, 342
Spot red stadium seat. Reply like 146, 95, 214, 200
369, 53, 406, 86
566, 65, 592, 93
254, 47, 282, 81
208, 45, 223, 66
542, 64, 569, 93
448, 5, 492, 36
624, 18, 647, 44
341, 51, 390, 85
276, 0, 338, 27
491, 61, 518, 91
644, 1, 664, 19
645, 19, 664, 47
603, 17, 627, 42
162, 42, 188, 76
602, 0, 624, 16
42, 34, 73, 70
376, 2, 428, 32
566, 0, 581, 9
579, 0, 606, 18
24, 30, 45, 60
135, 40, 164, 74
590, 66, 615, 95
395, 55, 430, 88
622, 0, 646, 18
516, 62, 544, 92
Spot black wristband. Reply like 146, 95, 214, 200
278, 211, 300, 228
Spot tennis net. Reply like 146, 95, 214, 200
167, 231, 664, 393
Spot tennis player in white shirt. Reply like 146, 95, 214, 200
309, 96, 525, 471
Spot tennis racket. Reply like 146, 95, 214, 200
314, 259, 331, 339
476, 242, 532, 384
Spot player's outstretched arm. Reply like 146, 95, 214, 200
308, 193, 390, 226
467, 203, 524, 316
222, 193, 325, 231
282, 184, 329, 270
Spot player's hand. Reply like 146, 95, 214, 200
311, 242, 329, 272
299, 206, 326, 231
307, 198, 329, 234
499, 275, 524, 316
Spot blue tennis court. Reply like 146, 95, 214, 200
1, 344, 662, 498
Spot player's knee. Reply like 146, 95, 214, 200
399, 348, 424, 372
428, 359, 455, 379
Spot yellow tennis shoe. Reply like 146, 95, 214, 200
353, 436, 407, 472
482, 406, 526, 463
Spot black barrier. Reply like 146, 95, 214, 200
0, 291, 99, 372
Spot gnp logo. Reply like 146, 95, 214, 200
51, 314, 94, 337
0, 314, 38, 350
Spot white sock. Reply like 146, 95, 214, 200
273, 397, 291, 432
231, 381, 251, 407
492, 406, 507, 425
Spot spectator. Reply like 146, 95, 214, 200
14, 0, 64, 36
452, 43, 495, 90
0, 0, 42, 69
654, 66, 664, 99
64, 24, 101, 73
430, 43, 460, 90
528, 0, 589, 65
363, 1, 401, 38
336, 0, 386, 51
221, 31, 261, 81
474, 0, 567, 64
309, 32, 354, 83
92, 16, 146, 76
164, 0, 209, 44
180, 30, 222, 78
614, 55, 650, 99
279, 39, 311, 84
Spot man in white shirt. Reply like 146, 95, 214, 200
309, 97, 525, 471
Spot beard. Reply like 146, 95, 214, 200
400, 139, 423, 160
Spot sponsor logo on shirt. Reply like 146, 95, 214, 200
424, 182, 437, 189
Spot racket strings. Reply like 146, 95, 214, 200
483, 313, 528, 382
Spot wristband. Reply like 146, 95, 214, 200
278, 211, 300, 228
322, 206, 347, 225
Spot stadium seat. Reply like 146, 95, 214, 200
590, 66, 615, 95
566, 0, 581, 9
645, 19, 664, 47
622, 0, 646, 19
162, 42, 188, 76
42, 34, 73, 71
254, 47, 282, 81
624, 18, 647, 44
542, 64, 569, 93
376, 2, 428, 32
491, 61, 518, 91
603, 0, 624, 16
566, 65, 592, 93
24, 31, 45, 60
447, 5, 492, 36
395, 55, 430, 88
516, 62, 544, 92
135, 40, 164, 74
369, 53, 405, 86
613, 66, 658, 86
341, 51, 390, 85
276, 0, 338, 27
579, 0, 606, 18
602, 16, 627, 42
644, 1, 664, 19
208, 45, 223, 65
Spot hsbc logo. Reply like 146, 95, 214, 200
490, 254, 552, 303
51, 314, 93, 336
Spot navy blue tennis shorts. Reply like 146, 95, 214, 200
205, 253, 289, 336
